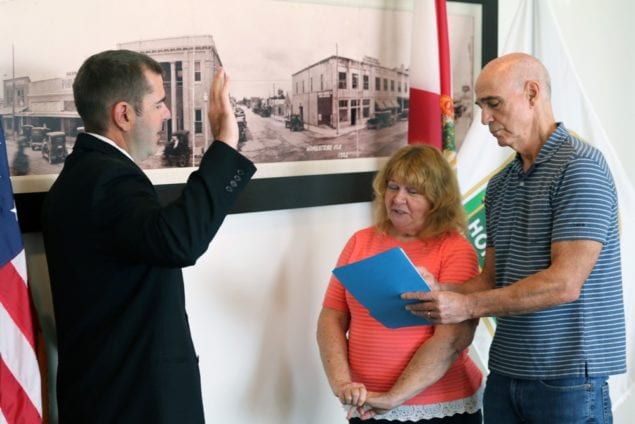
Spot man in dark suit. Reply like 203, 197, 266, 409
41, 49, 256, 423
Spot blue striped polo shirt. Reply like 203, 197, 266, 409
484, 123, 626, 379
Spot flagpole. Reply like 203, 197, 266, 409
335, 43, 339, 136
12, 44, 16, 139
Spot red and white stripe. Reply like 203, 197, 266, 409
408, 0, 453, 151
0, 249, 42, 424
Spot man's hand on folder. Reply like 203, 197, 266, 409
400, 266, 472, 324
401, 287, 473, 324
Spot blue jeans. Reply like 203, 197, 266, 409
483, 371, 612, 423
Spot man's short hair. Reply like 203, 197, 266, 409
73, 49, 164, 133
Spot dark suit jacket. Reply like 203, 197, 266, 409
42, 133, 256, 423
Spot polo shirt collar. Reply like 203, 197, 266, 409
511, 122, 568, 175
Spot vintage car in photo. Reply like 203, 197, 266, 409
41, 131, 68, 164
30, 126, 49, 150
366, 110, 395, 129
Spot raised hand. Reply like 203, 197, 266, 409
208, 67, 238, 149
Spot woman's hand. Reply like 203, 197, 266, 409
347, 391, 398, 420
335, 381, 368, 408
415, 265, 439, 291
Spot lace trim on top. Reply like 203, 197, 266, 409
348, 385, 483, 422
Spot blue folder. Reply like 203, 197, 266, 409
332, 246, 431, 328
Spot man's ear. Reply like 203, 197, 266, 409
112, 101, 135, 131
525, 80, 540, 107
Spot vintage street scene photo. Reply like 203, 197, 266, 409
1, 0, 477, 184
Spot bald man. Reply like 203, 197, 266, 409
402, 53, 626, 423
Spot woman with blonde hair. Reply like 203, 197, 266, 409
317, 144, 482, 423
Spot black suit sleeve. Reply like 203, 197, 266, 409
94, 141, 256, 267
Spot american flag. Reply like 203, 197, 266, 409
0, 121, 43, 423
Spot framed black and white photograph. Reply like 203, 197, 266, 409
1, 0, 497, 231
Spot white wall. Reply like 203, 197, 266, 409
499, 0, 635, 186
23, 1, 634, 423
183, 204, 374, 423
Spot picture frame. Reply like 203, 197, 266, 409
6, 0, 497, 232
